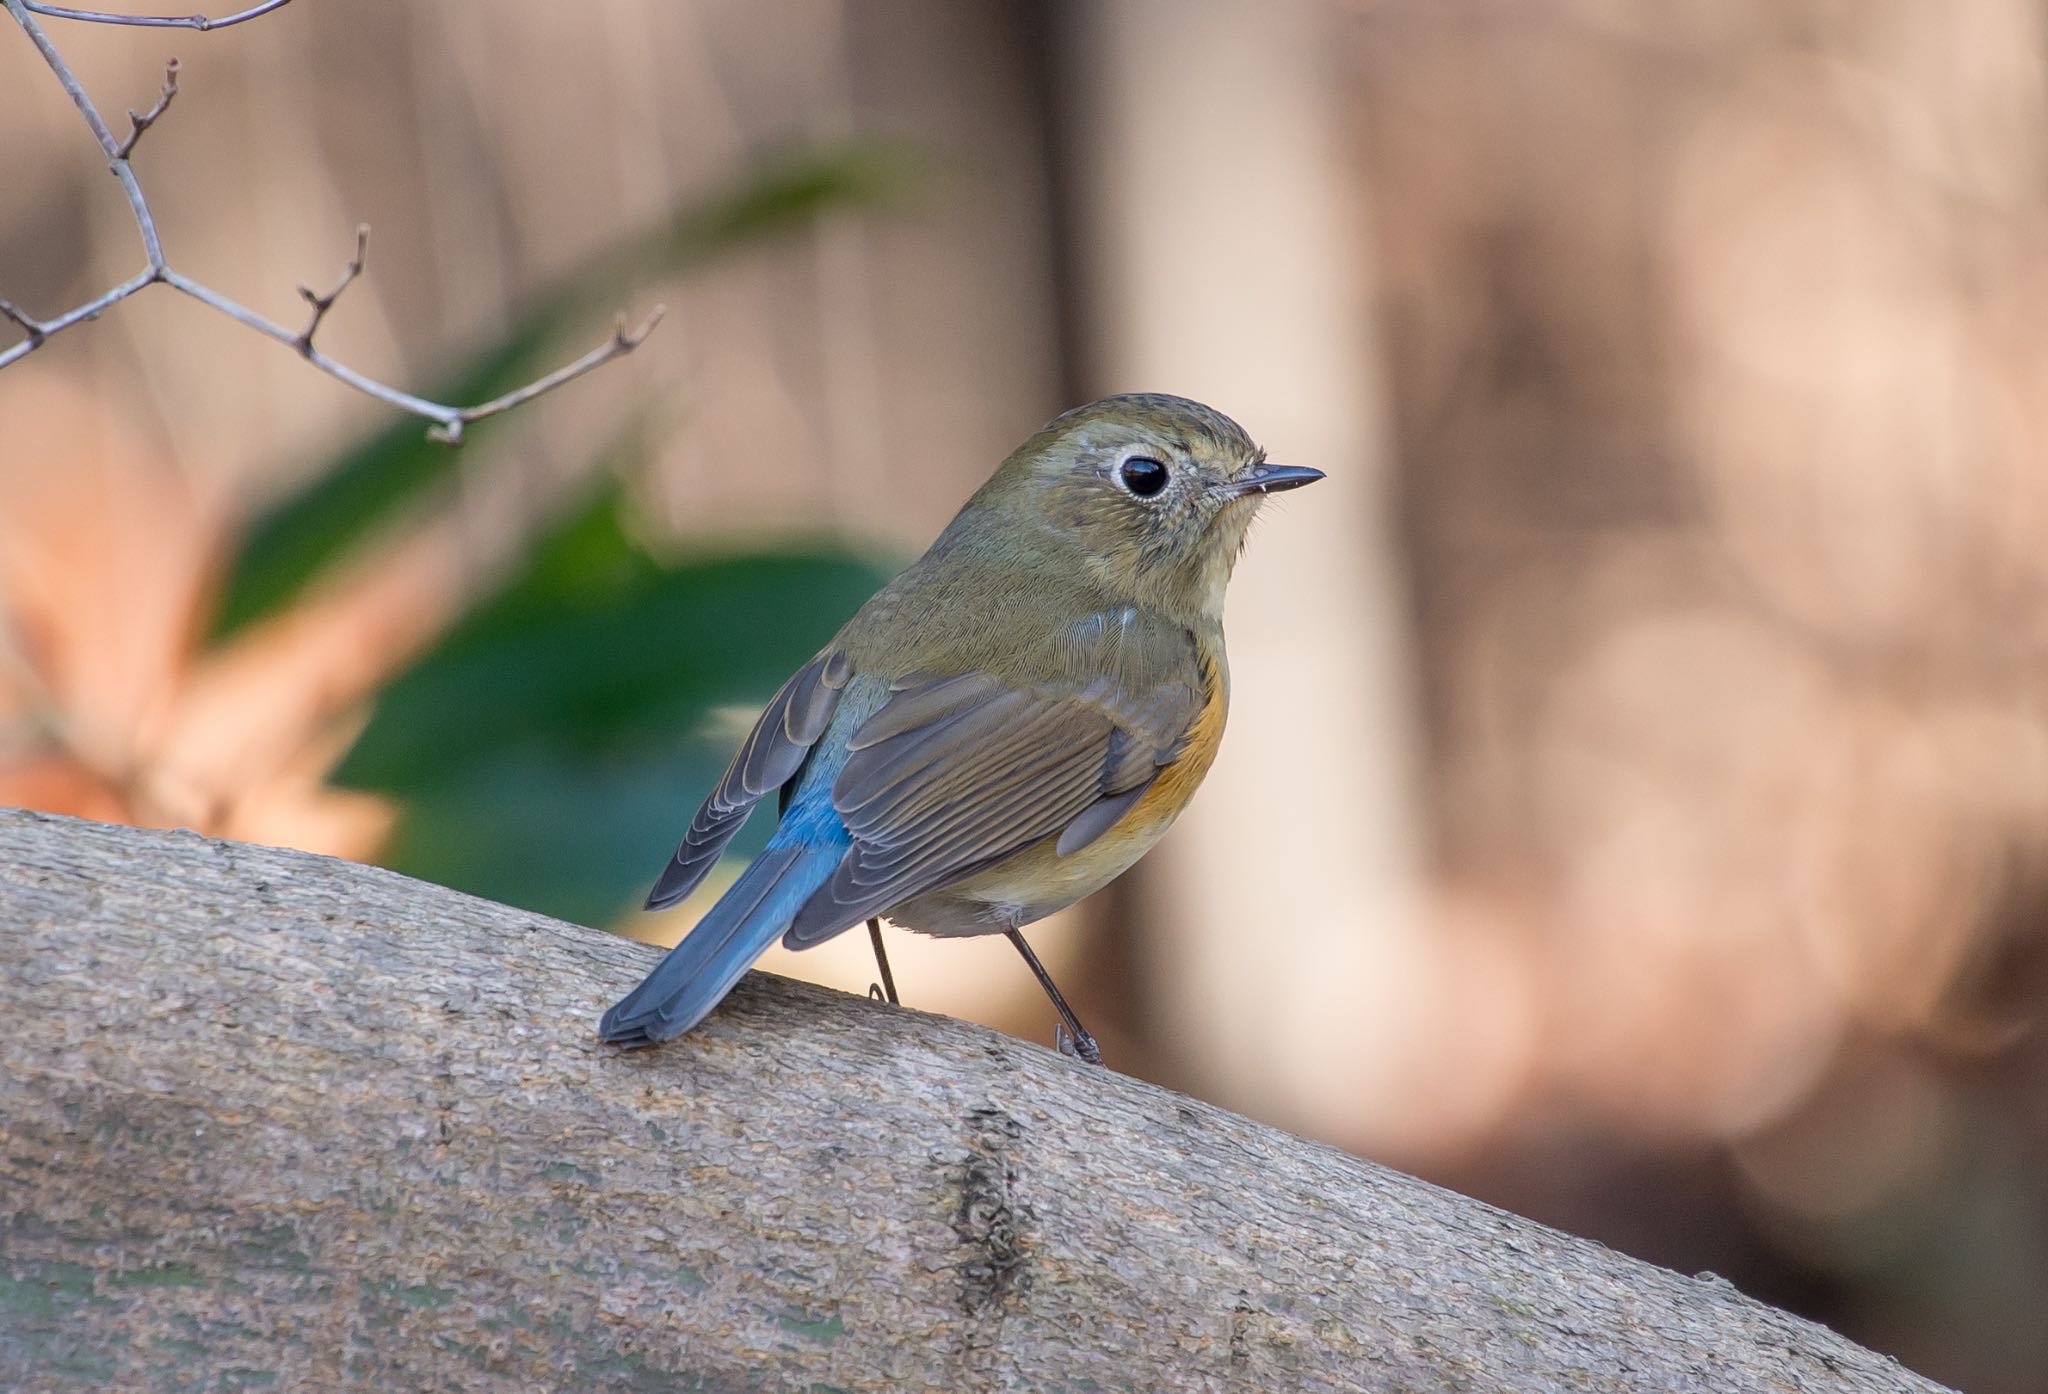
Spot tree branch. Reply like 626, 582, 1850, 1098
0, 807, 1956, 1394
0, 0, 658, 440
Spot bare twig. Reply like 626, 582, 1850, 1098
0, 270, 157, 368
113, 55, 177, 158
1, 0, 659, 440
156, 265, 667, 444
21, 0, 291, 31
294, 223, 366, 353
12, 0, 125, 155
425, 306, 667, 445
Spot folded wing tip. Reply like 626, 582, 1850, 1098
644, 855, 707, 910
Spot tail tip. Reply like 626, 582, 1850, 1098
597, 1004, 665, 1048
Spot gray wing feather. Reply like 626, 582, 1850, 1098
645, 649, 849, 910
780, 668, 1198, 948
1054, 778, 1155, 856
843, 671, 997, 749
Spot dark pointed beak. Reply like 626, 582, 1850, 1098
1215, 463, 1325, 498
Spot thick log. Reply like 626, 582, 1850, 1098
0, 807, 1948, 1392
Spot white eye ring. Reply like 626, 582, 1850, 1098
1116, 455, 1170, 498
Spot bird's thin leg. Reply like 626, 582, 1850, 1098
866, 917, 900, 1006
1004, 929, 1102, 1065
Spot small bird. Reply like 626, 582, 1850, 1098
599, 393, 1321, 1060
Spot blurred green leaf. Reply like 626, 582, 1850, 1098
207, 140, 920, 641
375, 738, 738, 928
333, 538, 889, 796
332, 482, 894, 921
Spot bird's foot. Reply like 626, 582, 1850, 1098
1054, 1021, 1104, 1067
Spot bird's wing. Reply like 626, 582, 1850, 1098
780, 664, 1203, 947
644, 649, 852, 910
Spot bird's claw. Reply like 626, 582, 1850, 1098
1054, 1021, 1104, 1066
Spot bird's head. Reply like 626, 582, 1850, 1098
972, 393, 1322, 622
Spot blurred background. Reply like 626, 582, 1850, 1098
3, 2, 2045, 1388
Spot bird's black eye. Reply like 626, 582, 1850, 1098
1117, 456, 1170, 498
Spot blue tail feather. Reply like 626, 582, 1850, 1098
599, 836, 841, 1047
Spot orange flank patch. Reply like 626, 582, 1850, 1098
1122, 647, 1229, 841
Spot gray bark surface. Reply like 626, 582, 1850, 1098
0, 807, 1949, 1392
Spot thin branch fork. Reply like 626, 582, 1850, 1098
1, 0, 660, 440
293, 222, 366, 353
0, 296, 48, 349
